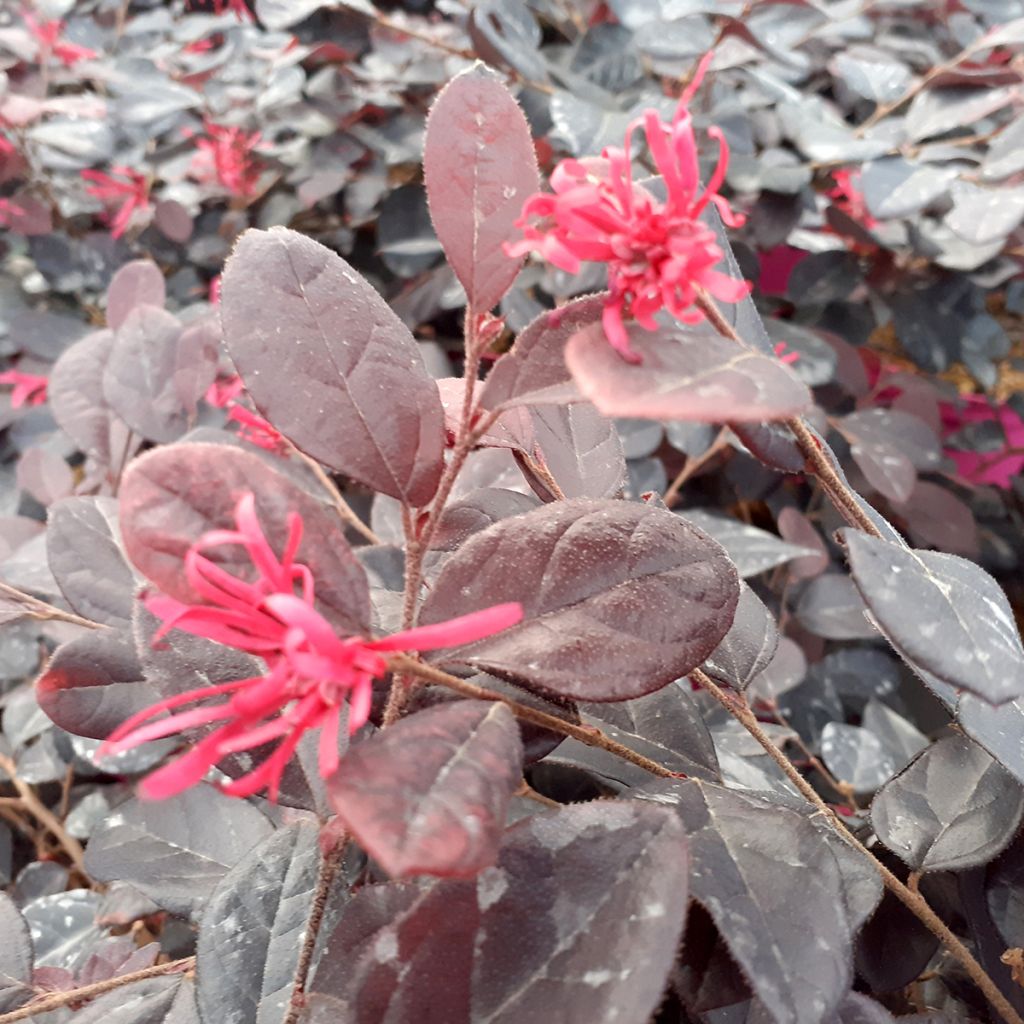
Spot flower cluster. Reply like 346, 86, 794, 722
506, 53, 749, 363
0, 369, 48, 408
204, 374, 285, 452
101, 493, 522, 801
192, 123, 264, 197
81, 167, 150, 239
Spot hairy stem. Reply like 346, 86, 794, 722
0, 754, 87, 877
0, 957, 195, 1023
389, 654, 676, 779
282, 838, 348, 1024
0, 581, 105, 631
692, 669, 1024, 1024
694, 293, 882, 538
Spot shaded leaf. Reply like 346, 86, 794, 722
47, 496, 136, 628
221, 228, 444, 506
845, 532, 1024, 704
529, 403, 626, 499
330, 701, 521, 879
871, 734, 1024, 871
197, 823, 328, 1024
24, 890, 103, 971
794, 574, 875, 640
946, 182, 1024, 246
84, 784, 274, 918
423, 63, 539, 314
421, 499, 739, 701
820, 723, 896, 793
861, 157, 956, 219
311, 801, 689, 1023
906, 86, 1014, 142
958, 692, 1024, 787
566, 321, 811, 423
702, 583, 779, 690
638, 779, 853, 1024
680, 509, 817, 578
0, 892, 33, 1013
106, 260, 166, 332
72, 976, 183, 1024
118, 443, 371, 636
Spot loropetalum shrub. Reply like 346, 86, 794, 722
3, 5, 1024, 1024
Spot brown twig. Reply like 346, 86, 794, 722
0, 755, 87, 877
0, 581, 105, 631
0, 957, 195, 1023
663, 427, 729, 507
692, 669, 1024, 1024
389, 655, 676, 779
290, 446, 381, 545
516, 779, 562, 809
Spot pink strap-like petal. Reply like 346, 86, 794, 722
368, 602, 523, 653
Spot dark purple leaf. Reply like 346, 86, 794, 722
906, 86, 1015, 142
36, 628, 156, 740
106, 260, 166, 332
861, 157, 956, 219
529, 403, 625, 499
468, 1, 547, 84
732, 420, 805, 474
820, 723, 896, 793
423, 63, 539, 314
638, 779, 854, 1024
48, 329, 124, 464
833, 993, 897, 1024
23, 890, 104, 972
481, 295, 604, 411
871, 734, 1024, 872
198, 823, 334, 1024
103, 306, 189, 443
0, 892, 33, 1013
47, 496, 136, 628
420, 499, 740, 701
71, 976, 184, 1024
330, 701, 522, 879
844, 531, 1024, 704
747, 637, 807, 703
987, 833, 1024, 947
958, 693, 1024, 788
312, 801, 689, 1024
221, 228, 444, 506
431, 489, 540, 552
776, 507, 829, 580
680, 509, 817, 578
566, 321, 811, 423
795, 574, 877, 641
896, 481, 979, 557
702, 583, 779, 690
118, 442, 371, 636
84, 784, 274, 918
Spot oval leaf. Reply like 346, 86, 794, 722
0, 893, 33, 1013
871, 734, 1024, 872
118, 442, 371, 636
329, 701, 522, 879
423, 63, 539, 313
420, 498, 740, 701
221, 227, 444, 506
106, 259, 166, 332
701, 582, 780, 690
844, 531, 1024, 704
566, 320, 811, 422
311, 801, 689, 1024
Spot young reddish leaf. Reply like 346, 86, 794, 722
423, 63, 539, 314
420, 499, 740, 701
329, 701, 522, 879
480, 295, 603, 412
47, 496, 137, 628
102, 306, 189, 443
221, 228, 444, 507
565, 320, 812, 422
844, 531, 1024, 704
37, 629, 158, 740
106, 260, 166, 332
118, 442, 371, 636
311, 801, 689, 1024
48, 330, 125, 464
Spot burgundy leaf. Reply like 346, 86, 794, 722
329, 700, 522, 879
777, 507, 829, 581
701, 583, 779, 691
845, 531, 1024, 704
105, 260, 166, 332
48, 330, 124, 464
37, 629, 158, 740
528, 403, 626, 499
47, 496, 137, 628
118, 442, 371, 635
420, 499, 740, 701
431, 489, 540, 552
311, 801, 689, 1024
16, 449, 74, 508
895, 480, 979, 557
221, 228, 445, 507
566, 321, 812, 422
423, 63, 539, 314
731, 420, 805, 474
174, 317, 220, 413
102, 306, 189, 443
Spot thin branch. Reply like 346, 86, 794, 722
389, 654, 677, 779
516, 779, 562, 809
290, 446, 381, 545
663, 428, 729, 507
692, 669, 1024, 1024
0, 754, 87, 876
0, 957, 195, 1023
0, 581, 106, 631
282, 837, 349, 1024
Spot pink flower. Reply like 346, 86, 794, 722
828, 170, 878, 229
23, 12, 96, 67
773, 341, 800, 365
101, 494, 522, 801
205, 373, 244, 408
505, 53, 749, 363
193, 123, 263, 197
941, 395, 1024, 490
81, 167, 151, 239
0, 197, 25, 227
0, 369, 47, 407
227, 405, 286, 453
186, 0, 254, 21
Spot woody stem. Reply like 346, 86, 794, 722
692, 669, 1022, 1024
